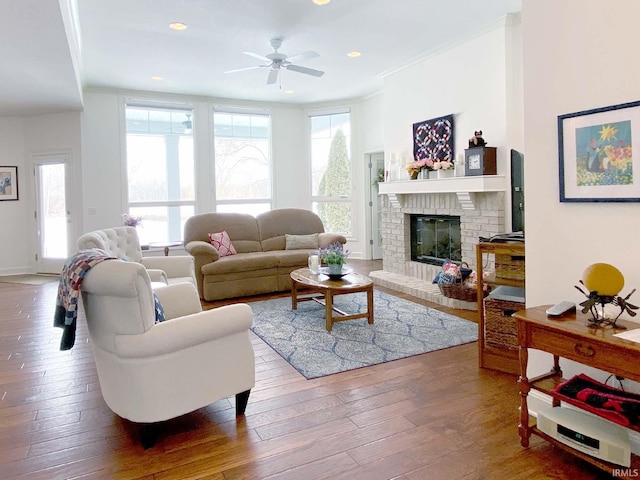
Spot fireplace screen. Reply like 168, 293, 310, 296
410, 215, 461, 265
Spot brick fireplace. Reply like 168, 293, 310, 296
371, 177, 507, 309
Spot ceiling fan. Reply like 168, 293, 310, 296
225, 38, 325, 85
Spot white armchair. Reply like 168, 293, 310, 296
79, 260, 255, 447
77, 226, 196, 286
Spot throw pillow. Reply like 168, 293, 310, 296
285, 233, 319, 250
208, 231, 237, 257
438, 260, 461, 285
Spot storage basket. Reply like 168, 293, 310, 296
437, 262, 489, 302
495, 253, 525, 282
484, 288, 525, 350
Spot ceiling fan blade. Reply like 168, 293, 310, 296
224, 65, 267, 74
286, 64, 325, 77
286, 51, 319, 64
242, 51, 272, 63
267, 68, 279, 85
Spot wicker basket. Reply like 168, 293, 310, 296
437, 262, 489, 302
495, 253, 526, 282
484, 295, 525, 350
438, 282, 489, 302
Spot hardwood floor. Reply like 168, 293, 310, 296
0, 261, 606, 479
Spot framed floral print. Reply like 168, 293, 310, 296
559, 100, 640, 202
0, 166, 18, 201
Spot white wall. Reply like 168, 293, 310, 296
0, 118, 28, 274
523, 0, 640, 383
25, 111, 82, 261
0, 113, 81, 275
383, 16, 522, 229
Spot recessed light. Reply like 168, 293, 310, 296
151, 76, 164, 81
169, 22, 188, 31
312, 0, 331, 5
347, 51, 362, 58
284, 89, 295, 94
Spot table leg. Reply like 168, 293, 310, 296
518, 344, 531, 447
366, 286, 374, 324
292, 280, 298, 310
551, 355, 561, 407
325, 290, 333, 331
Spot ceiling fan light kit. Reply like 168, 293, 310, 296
225, 37, 325, 86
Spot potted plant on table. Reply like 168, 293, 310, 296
318, 241, 350, 275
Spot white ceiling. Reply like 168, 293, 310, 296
2, 0, 521, 117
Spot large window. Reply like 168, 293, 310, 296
310, 111, 351, 234
125, 105, 195, 244
213, 111, 272, 215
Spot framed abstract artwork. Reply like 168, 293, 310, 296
412, 114, 454, 165
0, 166, 18, 201
559, 100, 640, 202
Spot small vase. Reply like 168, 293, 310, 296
419, 169, 429, 180
410, 171, 419, 180
437, 169, 454, 179
328, 264, 343, 275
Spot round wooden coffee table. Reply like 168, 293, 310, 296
290, 267, 374, 331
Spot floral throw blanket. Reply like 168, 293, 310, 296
53, 249, 115, 350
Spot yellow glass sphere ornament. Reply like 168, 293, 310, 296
581, 263, 625, 296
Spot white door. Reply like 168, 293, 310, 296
366, 152, 384, 259
34, 154, 70, 273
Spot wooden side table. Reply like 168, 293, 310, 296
148, 241, 182, 256
514, 306, 640, 473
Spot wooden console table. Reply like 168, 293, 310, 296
514, 305, 640, 473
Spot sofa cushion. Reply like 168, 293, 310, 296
273, 250, 312, 268
208, 231, 237, 257
201, 252, 279, 275
257, 209, 325, 251
184, 213, 262, 253
285, 233, 319, 250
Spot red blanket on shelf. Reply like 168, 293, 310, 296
554, 373, 640, 427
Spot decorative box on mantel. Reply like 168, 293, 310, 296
464, 147, 497, 176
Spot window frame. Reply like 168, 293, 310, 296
212, 107, 274, 214
308, 108, 352, 235
123, 100, 196, 243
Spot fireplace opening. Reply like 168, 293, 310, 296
410, 215, 462, 266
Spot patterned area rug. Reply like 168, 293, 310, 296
249, 290, 477, 379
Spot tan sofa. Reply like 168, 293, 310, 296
184, 208, 347, 301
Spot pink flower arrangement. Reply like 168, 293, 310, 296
432, 160, 453, 170
406, 158, 434, 176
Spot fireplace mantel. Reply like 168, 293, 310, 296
378, 175, 506, 210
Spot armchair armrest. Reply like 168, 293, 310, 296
114, 303, 254, 358
141, 255, 195, 281
146, 269, 168, 284
153, 283, 202, 320
318, 233, 347, 247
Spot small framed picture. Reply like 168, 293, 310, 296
558, 100, 640, 202
0, 166, 18, 201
